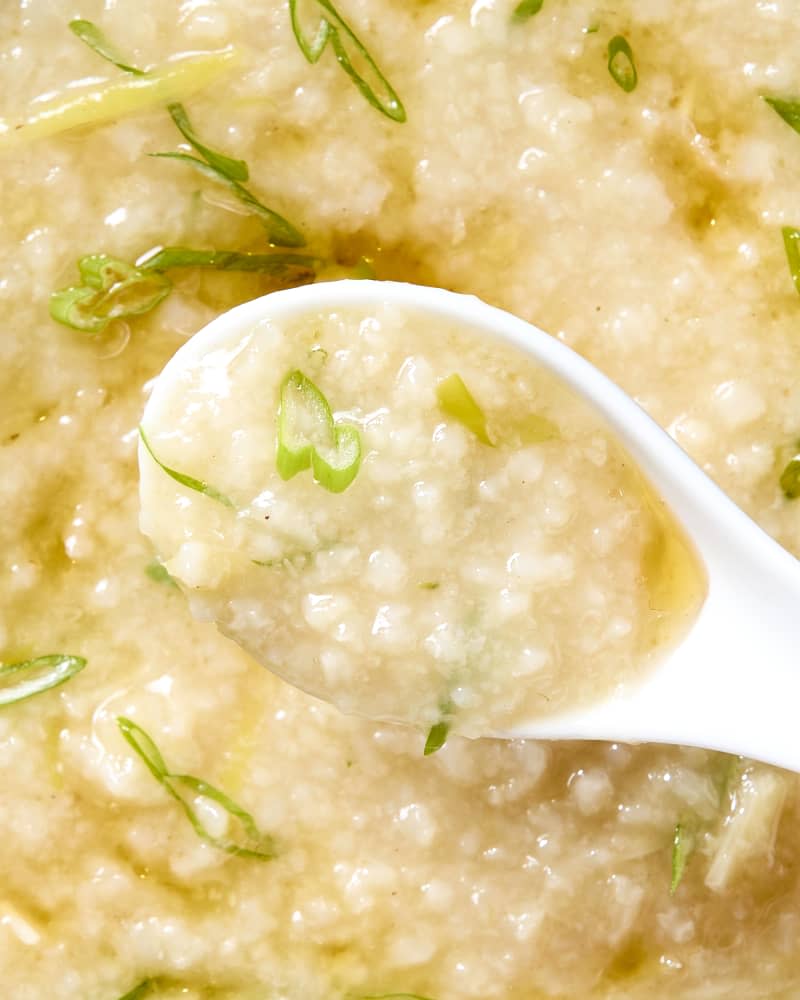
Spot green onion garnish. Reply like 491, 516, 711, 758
782, 227, 800, 296
423, 719, 450, 756
290, 0, 332, 62
50, 246, 320, 333
360, 994, 438, 999
289, 0, 406, 123
139, 425, 235, 509
116, 980, 156, 1000
117, 716, 276, 859
0, 654, 86, 707
607, 35, 637, 93
423, 697, 455, 756
68, 19, 146, 76
151, 151, 305, 247
50, 254, 171, 333
764, 96, 800, 135
167, 101, 248, 182
138, 246, 319, 278
512, 0, 544, 21
780, 456, 800, 499
145, 560, 178, 587
276, 370, 362, 493
435, 373, 493, 446
670, 820, 694, 894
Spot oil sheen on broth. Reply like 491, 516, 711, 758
139, 304, 705, 734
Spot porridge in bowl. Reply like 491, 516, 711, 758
2, 0, 800, 998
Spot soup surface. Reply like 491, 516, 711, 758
2, 1, 800, 998
140, 300, 704, 735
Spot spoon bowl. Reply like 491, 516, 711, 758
142, 280, 800, 770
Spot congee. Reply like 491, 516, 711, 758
140, 300, 704, 737
2, 0, 800, 998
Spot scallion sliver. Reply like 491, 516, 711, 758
423, 720, 450, 756
512, 0, 544, 21
150, 152, 306, 248
0, 654, 87, 706
670, 820, 695, 894
68, 19, 146, 75
117, 716, 276, 860
49, 254, 171, 333
607, 35, 637, 93
138, 246, 320, 276
167, 102, 249, 182
764, 96, 800, 136
116, 981, 156, 1000
782, 227, 800, 297
359, 994, 439, 1000
277, 370, 362, 493
780, 456, 800, 499
290, 0, 332, 63
139, 425, 235, 509
288, 0, 406, 123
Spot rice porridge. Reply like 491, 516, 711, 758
2, 1, 800, 998
140, 301, 704, 736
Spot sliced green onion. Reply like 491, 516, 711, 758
117, 981, 156, 1000
276, 370, 362, 493
313, 424, 362, 492
50, 254, 171, 333
276, 370, 332, 479
151, 152, 305, 247
512, 0, 544, 21
163, 772, 277, 860
118, 715, 170, 780
418, 581, 440, 590
327, 22, 406, 123
138, 245, 319, 279
68, 19, 146, 75
289, 0, 406, 123
50, 286, 107, 333
289, 0, 332, 63
314, 255, 376, 282
139, 425, 235, 509
51, 245, 318, 333
360, 994, 438, 1000
145, 560, 178, 587
782, 226, 800, 296
117, 716, 276, 860
670, 820, 694, 895
607, 35, 637, 93
435, 373, 493, 446
0, 654, 87, 707
764, 96, 800, 135
0, 48, 237, 149
152, 151, 302, 245
166, 101, 248, 181
423, 719, 450, 756
780, 456, 800, 499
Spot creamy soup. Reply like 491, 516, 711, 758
3, 1, 800, 998
140, 301, 704, 736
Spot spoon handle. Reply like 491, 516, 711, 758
512, 508, 800, 771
